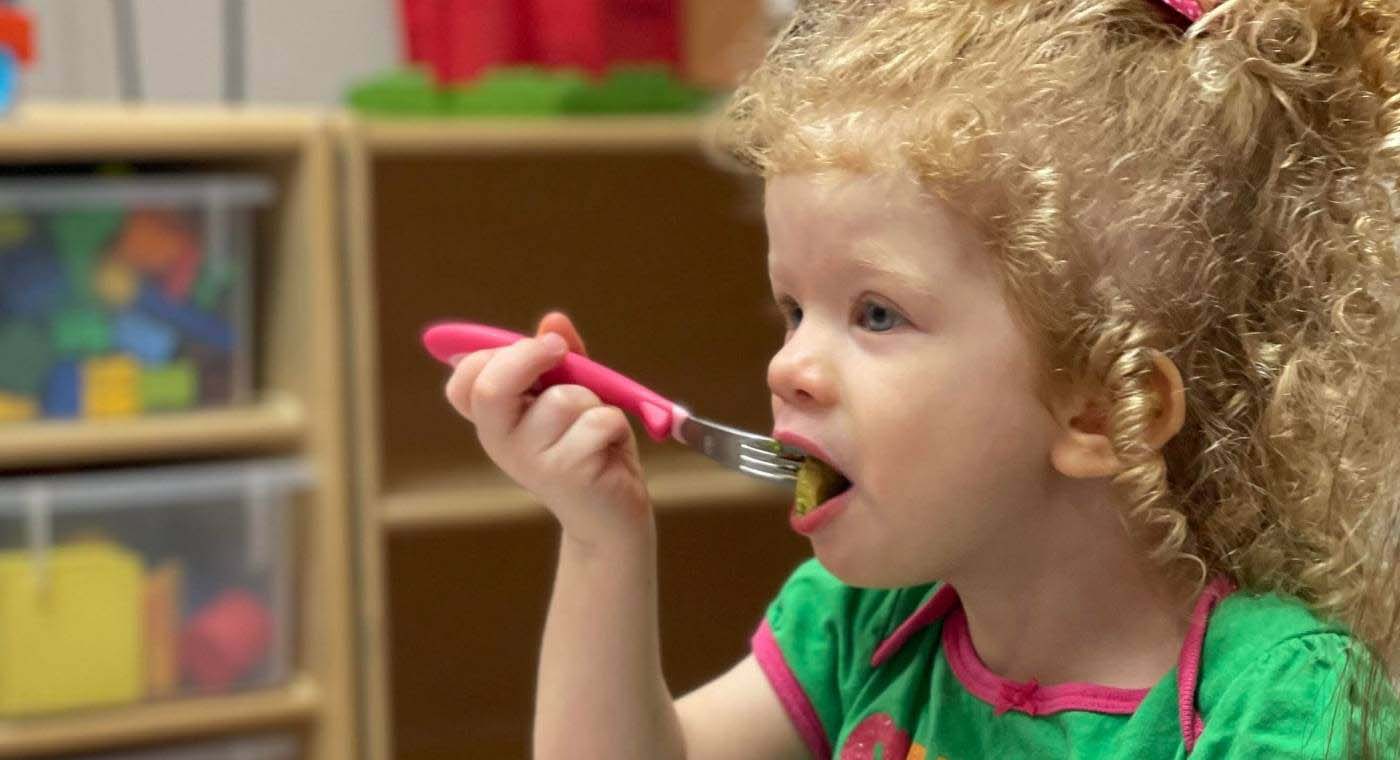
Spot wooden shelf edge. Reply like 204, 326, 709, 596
0, 395, 306, 470
352, 114, 710, 154
0, 104, 328, 157
0, 677, 320, 758
380, 457, 790, 531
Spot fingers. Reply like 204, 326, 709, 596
516, 383, 604, 455
450, 335, 568, 435
541, 404, 635, 476
535, 311, 588, 356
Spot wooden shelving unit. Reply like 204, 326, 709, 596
0, 106, 356, 759
0, 679, 320, 759
340, 116, 814, 760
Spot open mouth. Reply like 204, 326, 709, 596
793, 456, 853, 516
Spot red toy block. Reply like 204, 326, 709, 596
605, 0, 679, 68
398, 0, 435, 64
530, 0, 607, 75
530, 0, 678, 76
406, 0, 533, 85
0, 8, 32, 64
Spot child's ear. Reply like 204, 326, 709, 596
1050, 350, 1186, 479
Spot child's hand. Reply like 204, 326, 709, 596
444, 311, 652, 548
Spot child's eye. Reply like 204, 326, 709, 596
856, 299, 906, 332
775, 297, 802, 329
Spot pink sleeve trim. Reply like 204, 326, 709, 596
752, 619, 833, 759
1178, 575, 1237, 752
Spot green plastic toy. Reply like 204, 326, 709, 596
140, 361, 197, 411
51, 307, 111, 357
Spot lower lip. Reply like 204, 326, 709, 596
789, 487, 855, 535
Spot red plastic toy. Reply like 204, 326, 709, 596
399, 0, 680, 85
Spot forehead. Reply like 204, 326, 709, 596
764, 171, 988, 286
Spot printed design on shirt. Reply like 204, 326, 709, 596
840, 712, 947, 760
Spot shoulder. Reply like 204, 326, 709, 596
1193, 588, 1396, 757
1198, 587, 1350, 705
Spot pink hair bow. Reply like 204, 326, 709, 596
1157, 0, 1205, 22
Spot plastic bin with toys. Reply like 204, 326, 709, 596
0, 459, 305, 717
0, 175, 271, 424
70, 733, 299, 760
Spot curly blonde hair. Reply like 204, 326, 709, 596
716, 0, 1400, 754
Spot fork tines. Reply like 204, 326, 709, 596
738, 441, 802, 483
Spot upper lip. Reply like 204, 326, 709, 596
771, 429, 848, 478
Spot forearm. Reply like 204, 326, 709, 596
533, 521, 685, 760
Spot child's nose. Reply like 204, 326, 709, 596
767, 337, 837, 408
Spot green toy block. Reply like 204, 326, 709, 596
140, 360, 197, 411
0, 321, 54, 395
346, 68, 447, 116
448, 68, 588, 116
51, 308, 111, 357
562, 66, 712, 114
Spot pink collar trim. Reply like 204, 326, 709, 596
870, 576, 1237, 748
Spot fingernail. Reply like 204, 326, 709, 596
542, 333, 568, 354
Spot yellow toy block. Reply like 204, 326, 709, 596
0, 391, 35, 423
83, 355, 142, 418
0, 543, 145, 716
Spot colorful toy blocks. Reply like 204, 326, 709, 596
0, 177, 264, 425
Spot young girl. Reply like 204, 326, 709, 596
443, 0, 1400, 757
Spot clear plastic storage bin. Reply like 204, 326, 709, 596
0, 459, 306, 717
70, 733, 299, 760
0, 176, 272, 424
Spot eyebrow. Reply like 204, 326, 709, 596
770, 251, 939, 301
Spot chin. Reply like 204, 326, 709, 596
814, 544, 939, 590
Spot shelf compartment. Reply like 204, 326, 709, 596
0, 678, 318, 759
0, 395, 304, 469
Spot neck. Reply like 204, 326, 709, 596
946, 476, 1199, 689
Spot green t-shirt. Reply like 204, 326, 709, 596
752, 559, 1397, 759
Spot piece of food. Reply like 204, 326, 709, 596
794, 457, 851, 516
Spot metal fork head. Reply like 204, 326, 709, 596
675, 413, 805, 487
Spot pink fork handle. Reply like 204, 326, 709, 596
422, 321, 681, 442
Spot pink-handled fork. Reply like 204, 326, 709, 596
422, 322, 806, 486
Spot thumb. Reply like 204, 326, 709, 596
535, 311, 588, 356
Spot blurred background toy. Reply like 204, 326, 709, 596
0, 1, 33, 115
349, 0, 709, 116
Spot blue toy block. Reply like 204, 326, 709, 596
135, 282, 233, 354
114, 311, 178, 365
0, 245, 67, 318
42, 360, 80, 419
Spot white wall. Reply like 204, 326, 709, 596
23, 0, 399, 104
